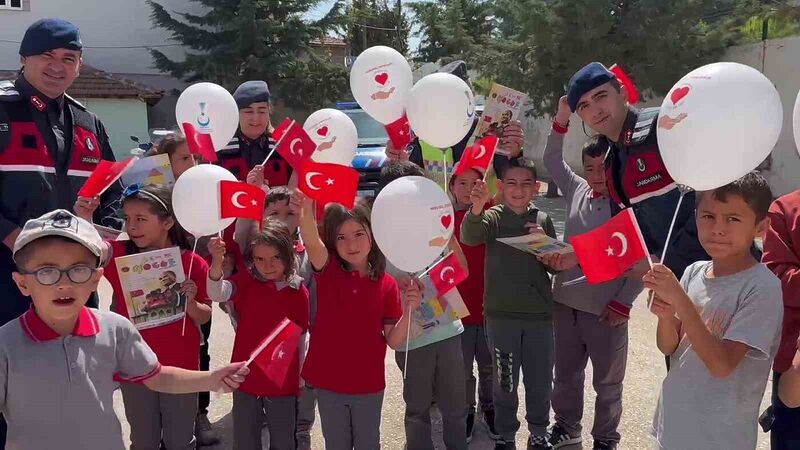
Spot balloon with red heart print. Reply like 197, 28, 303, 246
371, 176, 454, 273
657, 62, 782, 191
303, 108, 358, 166
349, 45, 413, 124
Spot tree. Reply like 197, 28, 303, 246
345, 0, 409, 55
477, 0, 749, 116
408, 0, 496, 63
147, 0, 349, 109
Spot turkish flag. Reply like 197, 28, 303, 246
219, 180, 266, 226
569, 208, 649, 284
272, 118, 293, 142
182, 122, 218, 163
385, 115, 411, 149
247, 318, 303, 391
428, 252, 468, 297
610, 64, 640, 105
78, 157, 138, 197
274, 119, 316, 169
298, 160, 359, 210
456, 135, 498, 176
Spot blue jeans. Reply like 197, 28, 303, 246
771, 371, 800, 450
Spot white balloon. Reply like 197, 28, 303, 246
657, 62, 782, 191
175, 82, 240, 152
350, 46, 413, 124
406, 73, 476, 149
172, 164, 236, 238
371, 176, 454, 273
304, 109, 358, 166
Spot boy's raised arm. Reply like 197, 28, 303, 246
144, 363, 248, 394
461, 179, 494, 246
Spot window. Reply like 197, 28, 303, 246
0, 0, 23, 10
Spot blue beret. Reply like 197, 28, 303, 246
567, 62, 615, 112
19, 18, 82, 57
233, 80, 270, 109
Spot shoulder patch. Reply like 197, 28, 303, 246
0, 80, 21, 102
629, 107, 659, 146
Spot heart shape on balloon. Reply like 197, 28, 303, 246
670, 86, 691, 105
440, 214, 452, 229
316, 126, 329, 137
374, 72, 389, 86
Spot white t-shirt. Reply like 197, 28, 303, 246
652, 261, 783, 450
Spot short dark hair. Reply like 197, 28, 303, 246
244, 219, 297, 279
609, 77, 622, 92
14, 236, 97, 271
701, 171, 773, 222
322, 201, 386, 280
581, 135, 609, 161
266, 186, 291, 207
378, 161, 425, 192
500, 157, 537, 181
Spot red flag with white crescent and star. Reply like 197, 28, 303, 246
568, 208, 649, 284
274, 119, 316, 169
78, 157, 138, 198
456, 135, 498, 176
182, 122, 218, 163
246, 318, 303, 392
298, 160, 359, 210
385, 114, 412, 150
428, 252, 468, 297
219, 180, 267, 226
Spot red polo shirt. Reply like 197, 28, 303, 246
454, 209, 486, 325
229, 271, 309, 397
105, 241, 211, 370
302, 258, 402, 395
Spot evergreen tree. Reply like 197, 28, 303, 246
408, 0, 495, 63
346, 0, 409, 55
147, 0, 349, 109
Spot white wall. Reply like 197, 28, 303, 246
76, 97, 151, 161
0, 0, 203, 74
528, 37, 800, 197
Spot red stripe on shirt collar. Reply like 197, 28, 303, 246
20, 305, 101, 342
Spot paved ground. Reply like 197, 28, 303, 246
107, 194, 773, 449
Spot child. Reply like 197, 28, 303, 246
1, 209, 246, 450
146, 132, 200, 180
90, 184, 215, 450
450, 165, 498, 442
542, 97, 643, 450
646, 172, 782, 450
379, 161, 470, 450
461, 157, 558, 450
291, 191, 420, 450
206, 221, 309, 450
760, 187, 800, 449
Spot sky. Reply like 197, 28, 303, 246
307, 0, 422, 53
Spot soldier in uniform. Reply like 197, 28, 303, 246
0, 17, 123, 447
566, 62, 708, 279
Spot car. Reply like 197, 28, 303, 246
336, 102, 389, 200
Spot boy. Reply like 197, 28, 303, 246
760, 187, 800, 449
645, 172, 782, 450
542, 96, 643, 450
0, 209, 247, 450
379, 161, 471, 450
461, 157, 558, 450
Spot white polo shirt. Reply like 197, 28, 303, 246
0, 306, 160, 450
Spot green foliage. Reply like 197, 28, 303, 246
345, 0, 409, 55
147, 0, 349, 109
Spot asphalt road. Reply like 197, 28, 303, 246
107, 195, 773, 449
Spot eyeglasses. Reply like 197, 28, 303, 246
20, 265, 96, 286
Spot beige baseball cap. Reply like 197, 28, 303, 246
13, 210, 109, 267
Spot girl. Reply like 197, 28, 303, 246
83, 184, 212, 450
206, 220, 309, 450
146, 132, 200, 180
450, 166, 498, 441
290, 191, 422, 450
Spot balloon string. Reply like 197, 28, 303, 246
182, 238, 200, 336
646, 191, 686, 309
443, 151, 448, 194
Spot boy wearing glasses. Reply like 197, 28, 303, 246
0, 209, 248, 450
